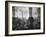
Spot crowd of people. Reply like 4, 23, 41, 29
12, 16, 40, 30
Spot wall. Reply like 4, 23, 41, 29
0, 0, 46, 37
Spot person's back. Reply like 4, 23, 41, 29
27, 17, 34, 29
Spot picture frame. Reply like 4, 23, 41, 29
5, 1, 45, 36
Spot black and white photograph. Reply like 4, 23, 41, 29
5, 1, 45, 36
12, 6, 40, 30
